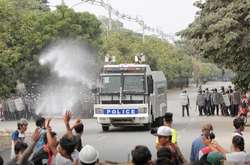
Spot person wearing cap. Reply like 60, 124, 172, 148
180, 90, 190, 117
155, 112, 177, 150
10, 118, 29, 159
190, 124, 213, 162
156, 126, 187, 164
79, 145, 99, 165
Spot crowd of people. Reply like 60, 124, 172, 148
180, 86, 249, 118
0, 110, 249, 165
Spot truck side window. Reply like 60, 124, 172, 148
157, 87, 165, 94
147, 76, 153, 94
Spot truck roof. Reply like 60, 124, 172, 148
103, 64, 152, 73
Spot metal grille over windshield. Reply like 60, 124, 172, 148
101, 76, 121, 93
123, 75, 145, 93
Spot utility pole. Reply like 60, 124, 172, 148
61, 0, 65, 5
107, 5, 112, 38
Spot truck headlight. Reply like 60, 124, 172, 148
139, 107, 147, 113
95, 108, 103, 114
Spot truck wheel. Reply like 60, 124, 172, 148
102, 125, 109, 132
144, 123, 151, 131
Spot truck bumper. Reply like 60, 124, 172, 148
94, 104, 150, 126
97, 116, 150, 126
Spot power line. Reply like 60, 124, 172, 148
73, 0, 175, 42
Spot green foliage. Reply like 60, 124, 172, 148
101, 30, 194, 81
179, 0, 250, 89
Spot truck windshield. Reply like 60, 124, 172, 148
101, 76, 121, 93
123, 75, 145, 93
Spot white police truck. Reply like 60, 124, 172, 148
93, 63, 167, 131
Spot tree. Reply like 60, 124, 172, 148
179, 0, 250, 89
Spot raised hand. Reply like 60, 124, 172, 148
32, 128, 41, 142
64, 110, 72, 124
45, 118, 52, 129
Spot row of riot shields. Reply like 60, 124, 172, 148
0, 96, 36, 121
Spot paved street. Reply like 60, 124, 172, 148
1, 81, 249, 163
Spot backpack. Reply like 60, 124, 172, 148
242, 100, 247, 108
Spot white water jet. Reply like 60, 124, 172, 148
35, 40, 99, 116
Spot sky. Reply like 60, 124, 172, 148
48, 0, 198, 38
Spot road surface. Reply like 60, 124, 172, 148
1, 81, 249, 163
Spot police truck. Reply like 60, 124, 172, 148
93, 60, 167, 131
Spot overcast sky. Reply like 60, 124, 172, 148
48, 0, 198, 36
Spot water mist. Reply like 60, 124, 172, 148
36, 40, 99, 116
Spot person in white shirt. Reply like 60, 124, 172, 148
225, 136, 250, 164
180, 90, 190, 117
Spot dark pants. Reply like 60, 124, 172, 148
205, 103, 211, 116
222, 106, 229, 116
214, 104, 219, 115
229, 105, 234, 117
182, 105, 189, 117
211, 105, 215, 115
198, 106, 204, 116
233, 104, 239, 116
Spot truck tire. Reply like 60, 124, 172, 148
144, 123, 151, 131
102, 125, 109, 132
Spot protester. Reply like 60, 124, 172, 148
180, 90, 190, 117
155, 112, 177, 148
206, 152, 224, 165
157, 147, 172, 161
131, 145, 152, 165
72, 118, 84, 152
34, 117, 47, 153
224, 136, 250, 164
6, 142, 29, 165
10, 118, 29, 159
31, 131, 57, 165
46, 111, 78, 165
155, 147, 174, 165
78, 145, 99, 165
6, 128, 40, 165
190, 124, 213, 162
156, 126, 187, 164
233, 118, 245, 139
